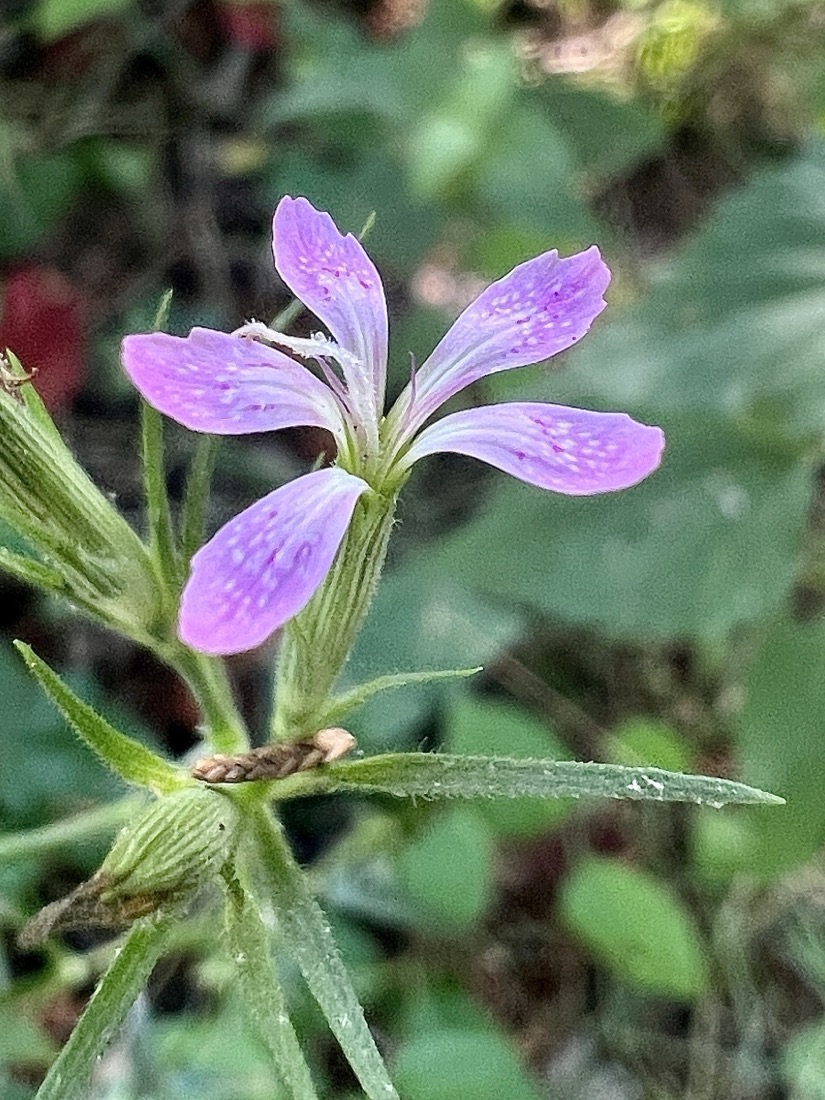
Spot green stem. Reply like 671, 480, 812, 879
34, 913, 176, 1100
249, 806, 399, 1100
180, 435, 219, 564
141, 401, 181, 591
272, 491, 398, 741
173, 646, 249, 755
0, 797, 141, 865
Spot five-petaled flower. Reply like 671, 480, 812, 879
122, 197, 664, 656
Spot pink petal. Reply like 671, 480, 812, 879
399, 247, 611, 436
122, 327, 345, 439
401, 402, 665, 495
273, 196, 388, 435
179, 467, 369, 654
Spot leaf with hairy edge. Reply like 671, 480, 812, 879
15, 643, 186, 796
223, 874, 320, 1100
265, 753, 783, 808
250, 808, 400, 1100
34, 913, 176, 1100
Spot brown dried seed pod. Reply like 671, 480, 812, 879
192, 728, 356, 784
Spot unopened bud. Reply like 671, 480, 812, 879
0, 351, 164, 643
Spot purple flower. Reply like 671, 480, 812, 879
122, 197, 664, 655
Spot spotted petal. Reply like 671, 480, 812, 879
273, 196, 388, 444
400, 402, 664, 495
397, 247, 611, 437
179, 467, 369, 654
122, 328, 346, 440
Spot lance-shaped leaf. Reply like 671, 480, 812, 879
250, 808, 400, 1100
15, 643, 186, 795
263, 752, 784, 808
34, 913, 177, 1100
224, 874, 320, 1100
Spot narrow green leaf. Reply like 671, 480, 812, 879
34, 913, 176, 1100
0, 796, 141, 864
180, 435, 219, 563
224, 874, 320, 1100
250, 808, 400, 1100
15, 643, 187, 795
325, 666, 482, 724
265, 752, 784, 808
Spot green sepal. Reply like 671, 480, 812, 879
0, 353, 165, 644
15, 642, 186, 795
100, 786, 240, 901
262, 751, 785, 808
322, 666, 482, 725
19, 787, 239, 948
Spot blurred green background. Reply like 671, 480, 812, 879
3, 0, 825, 1096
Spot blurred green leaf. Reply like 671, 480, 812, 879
0, 1001, 55, 1063
540, 82, 666, 183
408, 41, 515, 198
394, 1028, 543, 1100
447, 695, 572, 836
559, 856, 711, 1000
32, 0, 133, 40
533, 141, 825, 439
690, 808, 757, 890
397, 805, 494, 931
477, 106, 605, 243
782, 1019, 825, 1100
0, 150, 83, 258
608, 718, 692, 773
419, 412, 812, 640
738, 612, 825, 878
347, 569, 523, 749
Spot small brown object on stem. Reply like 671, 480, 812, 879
192, 728, 356, 784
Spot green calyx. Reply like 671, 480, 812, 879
0, 352, 165, 644
272, 485, 400, 742
19, 787, 241, 947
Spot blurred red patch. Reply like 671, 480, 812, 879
217, 2, 279, 50
0, 265, 87, 412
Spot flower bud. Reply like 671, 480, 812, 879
19, 787, 240, 947
99, 786, 240, 901
0, 351, 164, 642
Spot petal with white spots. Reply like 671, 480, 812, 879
400, 402, 665, 495
273, 196, 388, 441
122, 328, 345, 440
178, 467, 369, 654
398, 247, 610, 436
